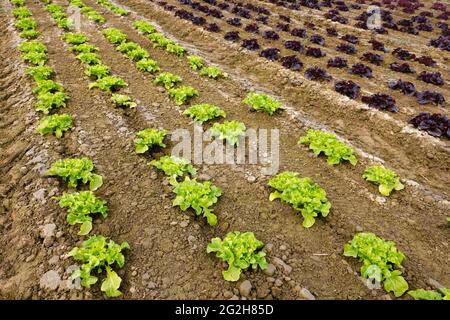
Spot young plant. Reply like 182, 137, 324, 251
363, 165, 404, 196
102, 28, 128, 44
89, 76, 127, 92
171, 177, 221, 226
408, 288, 450, 300
22, 51, 47, 65
149, 155, 196, 180
19, 40, 47, 54
12, 7, 32, 19
11, 0, 25, 7
20, 29, 40, 39
110, 94, 137, 109
136, 58, 160, 73
210, 121, 246, 146
134, 128, 167, 154
26, 65, 54, 81
298, 129, 357, 165
168, 86, 199, 105
76, 52, 102, 65
32, 80, 64, 95
84, 64, 110, 79
148, 33, 174, 48
207, 231, 268, 281
183, 104, 226, 123
123, 46, 149, 61
36, 91, 68, 114
15, 17, 37, 31
243, 92, 283, 115
200, 66, 226, 79
70, 43, 99, 53
344, 232, 408, 297
56, 191, 107, 235
80, 7, 105, 24
37, 113, 73, 138
63, 32, 88, 45
46, 157, 103, 190
67, 235, 130, 297
154, 72, 182, 89
188, 55, 204, 70
166, 43, 186, 57
133, 20, 156, 35
268, 171, 331, 228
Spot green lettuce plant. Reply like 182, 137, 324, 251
187, 55, 204, 70
110, 94, 137, 109
89, 76, 127, 92
154, 72, 182, 89
70, 43, 99, 53
12, 7, 32, 19
133, 20, 156, 35
67, 235, 130, 297
210, 121, 246, 146
268, 171, 331, 228
149, 155, 196, 180
20, 29, 40, 39
37, 113, 73, 138
200, 66, 226, 79
243, 92, 283, 115
298, 129, 358, 165
32, 80, 64, 95
171, 177, 221, 226
63, 32, 88, 45
46, 157, 103, 190
168, 86, 198, 105
36, 91, 68, 114
80, 6, 105, 23
102, 28, 128, 44
363, 165, 404, 196
136, 58, 160, 73
26, 65, 54, 81
408, 288, 450, 300
166, 43, 186, 56
76, 52, 102, 65
22, 51, 47, 65
207, 231, 268, 281
134, 128, 167, 154
183, 104, 226, 123
85, 64, 110, 79
344, 232, 408, 297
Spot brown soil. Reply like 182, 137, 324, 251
0, 0, 449, 300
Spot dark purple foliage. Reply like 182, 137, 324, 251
387, 79, 416, 96
256, 15, 269, 25
399, 26, 418, 35
414, 56, 436, 67
392, 48, 416, 60
205, 23, 221, 32
291, 28, 307, 38
260, 48, 280, 60
277, 23, 290, 32
284, 40, 304, 52
327, 57, 348, 68
192, 16, 206, 25
390, 63, 415, 73
341, 34, 359, 44
348, 63, 373, 78
227, 18, 242, 27
224, 31, 240, 42
281, 55, 303, 71
335, 80, 360, 99
415, 91, 445, 105
244, 23, 259, 33
262, 31, 280, 40
305, 22, 317, 30
310, 34, 325, 45
306, 47, 326, 58
409, 113, 450, 138
304, 67, 332, 81
361, 52, 384, 65
279, 15, 291, 22
242, 39, 260, 50
417, 23, 433, 31
326, 27, 338, 36
417, 72, 444, 86
429, 36, 450, 51
362, 93, 398, 112
398, 19, 413, 27
369, 39, 388, 52
431, 2, 447, 11
336, 43, 357, 54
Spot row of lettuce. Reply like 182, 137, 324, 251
10, 0, 447, 299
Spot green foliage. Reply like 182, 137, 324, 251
76, 52, 102, 65
165, 43, 186, 57
118, 42, 149, 61
69, 0, 85, 8
168, 86, 199, 105
55, 18, 72, 30
89, 76, 127, 92
183, 104, 226, 123
26, 65, 54, 81
67, 235, 130, 297
110, 94, 137, 109
84, 64, 110, 79
134, 128, 167, 154
136, 58, 160, 73
20, 29, 40, 39
344, 232, 408, 297
200, 66, 226, 79
187, 55, 204, 70
11, 0, 25, 6
207, 231, 268, 282
268, 171, 331, 228
133, 20, 156, 34
298, 129, 358, 166
36, 91, 68, 114
69, 43, 99, 53
46, 3, 72, 30
63, 32, 88, 45
56, 191, 107, 235
172, 177, 221, 226
15, 17, 37, 30
210, 121, 246, 146
32, 80, 64, 95
37, 113, 73, 138
363, 165, 404, 196
148, 33, 174, 48
408, 288, 449, 300
95, 0, 129, 16
243, 92, 283, 115
102, 28, 128, 44
22, 51, 47, 65
19, 40, 47, 53
46, 157, 103, 190
12, 7, 32, 19
149, 155, 196, 180
80, 6, 105, 23
154, 72, 182, 89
